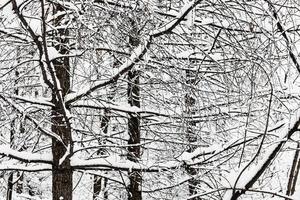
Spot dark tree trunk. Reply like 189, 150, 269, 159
185, 69, 200, 199
16, 172, 23, 194
127, 70, 141, 200
93, 176, 108, 200
51, 60, 72, 200
286, 143, 300, 198
51, 61, 72, 200
51, 4, 73, 200
126, 17, 142, 200
6, 172, 13, 200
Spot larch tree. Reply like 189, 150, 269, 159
1, 0, 300, 200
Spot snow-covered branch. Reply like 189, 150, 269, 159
0, 94, 64, 143
65, 38, 150, 104
72, 100, 172, 117
8, 94, 53, 107
188, 187, 296, 200
0, 145, 52, 164
0, 162, 52, 172
223, 109, 300, 200
71, 156, 158, 172
150, 0, 202, 37
0, 28, 30, 42
65, 0, 202, 104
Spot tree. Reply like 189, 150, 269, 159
1, 0, 300, 200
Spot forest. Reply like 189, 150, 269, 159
0, 0, 300, 199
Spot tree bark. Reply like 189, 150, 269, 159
185, 69, 200, 199
286, 143, 300, 197
16, 172, 23, 194
127, 69, 142, 200
51, 3, 73, 200
126, 17, 142, 200
6, 172, 13, 200
51, 59, 72, 200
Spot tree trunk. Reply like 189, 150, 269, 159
93, 176, 108, 200
16, 172, 23, 194
6, 172, 13, 200
51, 58, 72, 200
127, 17, 142, 200
286, 143, 300, 198
51, 4, 72, 200
127, 70, 141, 200
51, 60, 72, 200
185, 69, 200, 199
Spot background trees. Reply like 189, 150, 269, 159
0, 0, 300, 200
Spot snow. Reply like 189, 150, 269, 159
65, 38, 150, 103
292, 187, 300, 199
222, 108, 300, 199
71, 155, 183, 171
177, 143, 221, 163
185, 0, 195, 27
0, 145, 52, 163
0, 94, 64, 143
72, 100, 169, 117
2, 0, 300, 199
59, 144, 70, 165
0, 163, 51, 171
71, 156, 145, 170
10, 95, 53, 107
46, 47, 63, 61
28, 18, 42, 36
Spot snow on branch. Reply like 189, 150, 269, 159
0, 162, 52, 172
66, 0, 202, 104
222, 108, 300, 200
177, 136, 260, 165
0, 94, 64, 144
150, 0, 202, 37
72, 100, 172, 117
71, 155, 181, 172
0, 145, 52, 164
0, 28, 30, 42
8, 94, 53, 107
188, 187, 296, 200
93, 0, 132, 9
65, 38, 150, 104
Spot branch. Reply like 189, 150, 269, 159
188, 187, 296, 200
0, 145, 52, 164
65, 39, 151, 104
264, 0, 300, 74
7, 94, 53, 107
150, 0, 203, 37
71, 156, 181, 172
65, 0, 203, 104
0, 28, 30, 42
223, 109, 300, 200
0, 163, 52, 172
0, 94, 64, 143
71, 100, 172, 117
